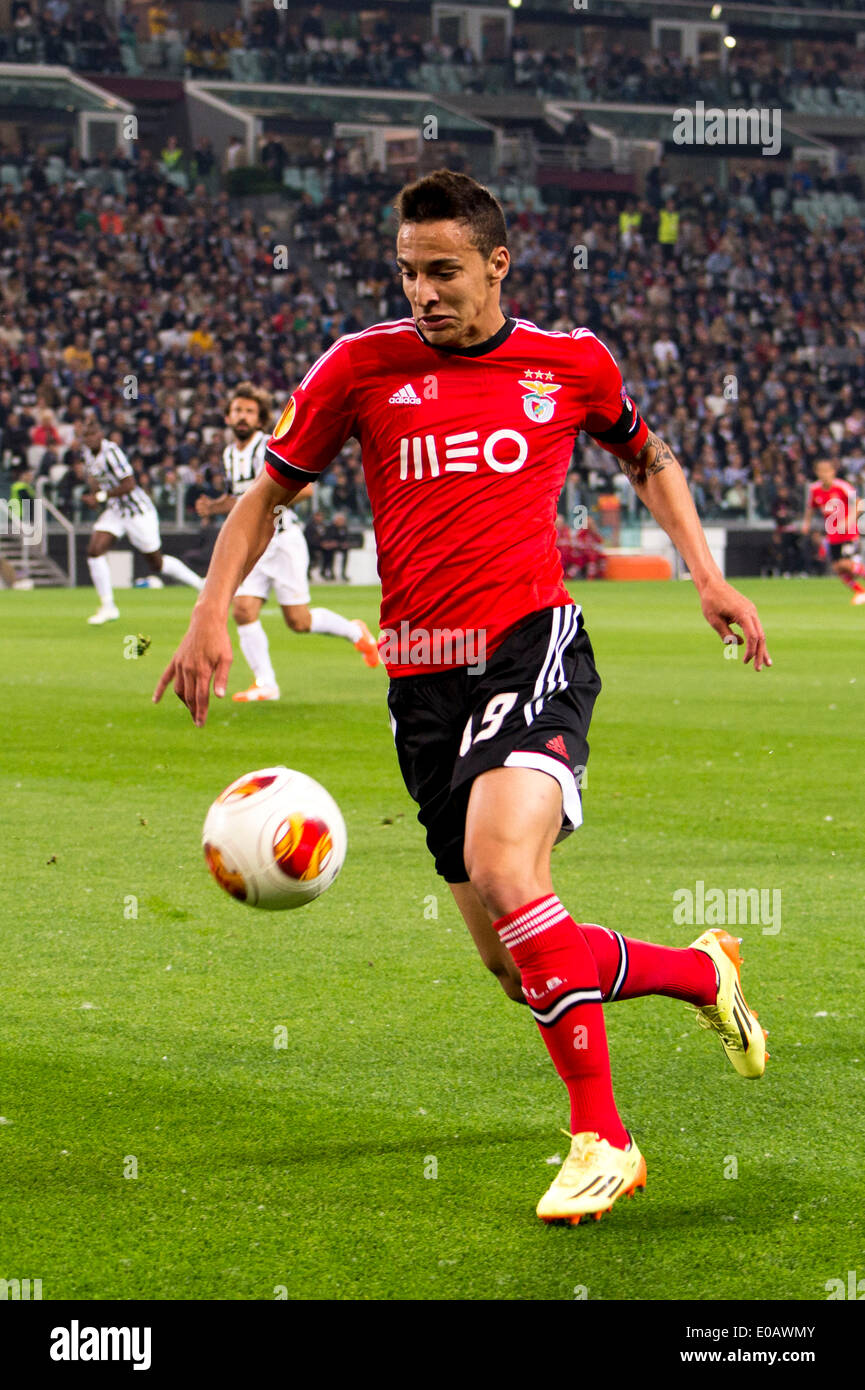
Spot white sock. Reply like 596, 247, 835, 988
88, 555, 114, 607
160, 554, 204, 590
309, 607, 362, 643
237, 619, 277, 687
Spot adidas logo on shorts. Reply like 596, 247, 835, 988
388, 383, 422, 405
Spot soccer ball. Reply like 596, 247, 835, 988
202, 766, 346, 910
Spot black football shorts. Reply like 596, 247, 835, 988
386, 604, 601, 882
829, 540, 859, 560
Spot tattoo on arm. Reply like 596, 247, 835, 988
618, 431, 674, 487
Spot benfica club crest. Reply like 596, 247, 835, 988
519, 373, 561, 423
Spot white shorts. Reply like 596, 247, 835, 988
94, 505, 161, 555
236, 524, 310, 607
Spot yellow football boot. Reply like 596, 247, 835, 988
690, 929, 767, 1078
537, 1131, 647, 1225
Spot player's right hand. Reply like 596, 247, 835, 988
152, 612, 233, 726
194, 495, 211, 518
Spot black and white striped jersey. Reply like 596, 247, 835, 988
82, 440, 154, 517
223, 430, 267, 497
223, 430, 298, 527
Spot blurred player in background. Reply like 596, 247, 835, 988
802, 458, 865, 605
556, 512, 606, 580
80, 413, 203, 625
193, 383, 379, 700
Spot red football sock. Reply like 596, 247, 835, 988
839, 570, 865, 593
495, 896, 628, 1147
578, 925, 717, 1005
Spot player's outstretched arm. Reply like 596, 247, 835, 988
153, 472, 301, 724
618, 431, 772, 671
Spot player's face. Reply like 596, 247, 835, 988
396, 220, 509, 348
815, 461, 835, 486
227, 396, 260, 441
81, 418, 101, 451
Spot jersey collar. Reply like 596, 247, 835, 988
232, 429, 263, 453
413, 315, 515, 357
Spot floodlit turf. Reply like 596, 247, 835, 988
1, 578, 862, 1301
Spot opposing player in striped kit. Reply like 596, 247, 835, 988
80, 413, 203, 625
194, 383, 378, 701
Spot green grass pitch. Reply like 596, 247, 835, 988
1, 578, 862, 1301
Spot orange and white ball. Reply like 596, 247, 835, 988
202, 766, 346, 909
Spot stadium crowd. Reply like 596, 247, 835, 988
2, 1, 864, 114
1, 138, 864, 551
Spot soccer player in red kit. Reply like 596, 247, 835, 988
802, 458, 865, 604
155, 172, 771, 1225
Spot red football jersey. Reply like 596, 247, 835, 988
808, 478, 860, 543
265, 315, 648, 675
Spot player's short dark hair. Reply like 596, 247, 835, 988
395, 169, 507, 260
227, 381, 272, 431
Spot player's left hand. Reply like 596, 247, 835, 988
698, 577, 772, 670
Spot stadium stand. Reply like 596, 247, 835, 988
1, 0, 864, 573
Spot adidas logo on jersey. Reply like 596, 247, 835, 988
389, 383, 422, 405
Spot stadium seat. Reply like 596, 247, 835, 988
164, 40, 186, 76
303, 169, 325, 205
241, 50, 264, 82
0, 165, 21, 191
823, 193, 843, 221
166, 170, 189, 191
120, 45, 141, 77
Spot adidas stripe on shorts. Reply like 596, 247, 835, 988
386, 605, 601, 882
